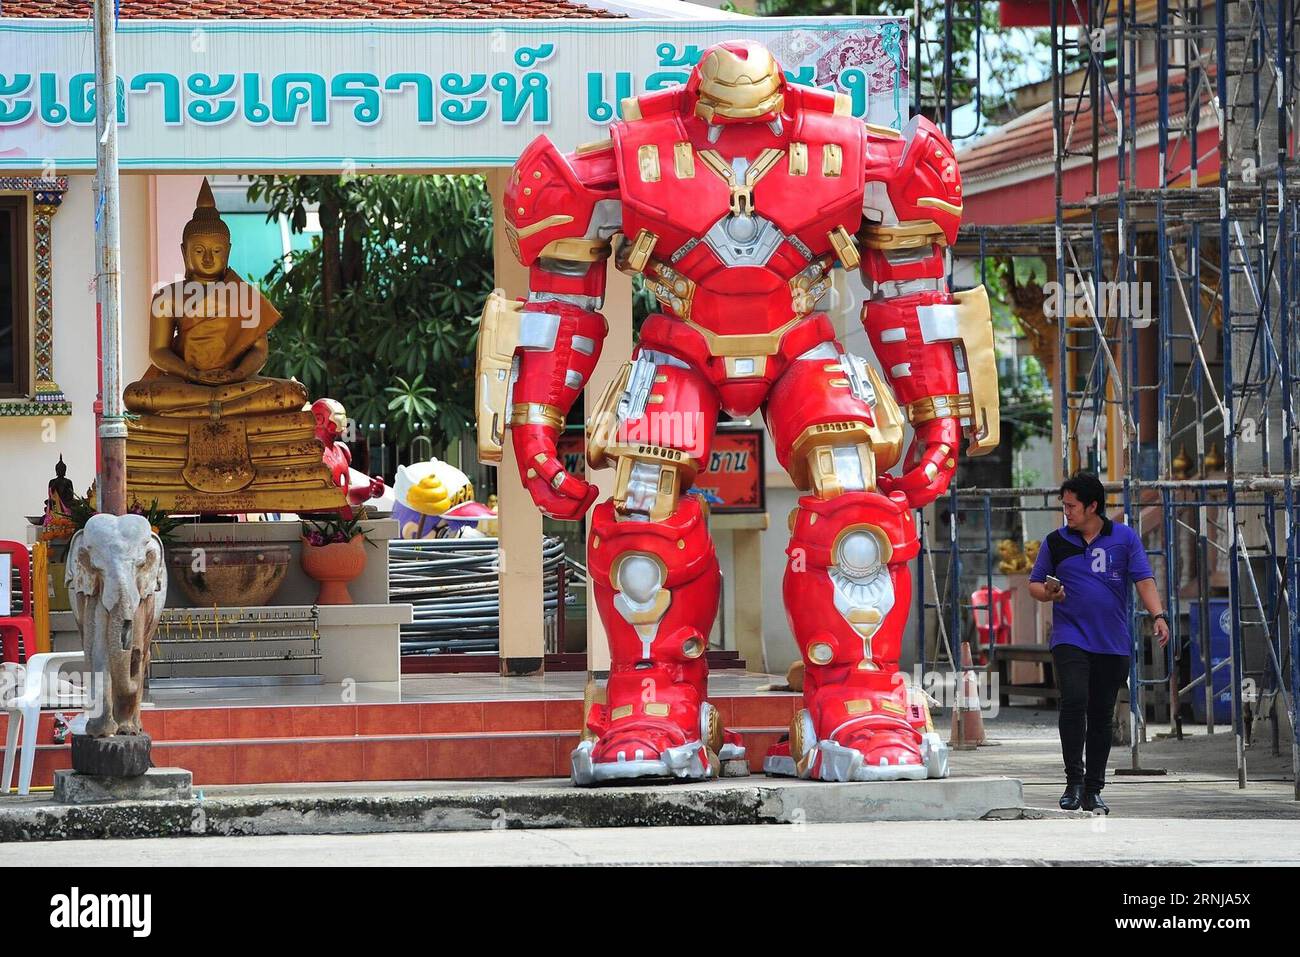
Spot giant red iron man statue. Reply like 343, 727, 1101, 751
477, 40, 1000, 786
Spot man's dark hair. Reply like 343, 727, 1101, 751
1060, 471, 1106, 516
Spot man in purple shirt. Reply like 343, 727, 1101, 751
1029, 472, 1170, 813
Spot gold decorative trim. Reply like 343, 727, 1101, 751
643, 258, 696, 320
917, 196, 963, 217
540, 237, 613, 263
699, 147, 784, 215
673, 142, 695, 179
475, 291, 524, 464
788, 142, 808, 176
833, 93, 853, 116
644, 702, 670, 717
683, 313, 802, 358
907, 393, 975, 425
638, 144, 661, 183
822, 144, 843, 177
623, 228, 658, 273
859, 219, 948, 250
865, 122, 902, 139
788, 421, 876, 494
509, 402, 566, 431
863, 363, 904, 471
514, 213, 575, 241
620, 97, 642, 121
828, 224, 860, 270
575, 138, 614, 156
953, 285, 1001, 455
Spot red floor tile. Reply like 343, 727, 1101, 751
227, 708, 286, 739
362, 739, 427, 780
483, 700, 547, 732
300, 740, 364, 782
235, 742, 300, 784
418, 701, 484, 734
290, 706, 357, 738
161, 707, 230, 741
154, 744, 237, 786
552, 735, 581, 774
356, 704, 421, 736
140, 710, 166, 738
489, 737, 556, 778
544, 699, 582, 731
427, 738, 493, 779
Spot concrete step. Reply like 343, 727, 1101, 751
0, 776, 1028, 842
3, 694, 802, 788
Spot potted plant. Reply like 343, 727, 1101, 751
300, 510, 375, 605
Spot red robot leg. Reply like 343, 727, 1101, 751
571, 345, 746, 785
574, 494, 748, 784
761, 338, 948, 782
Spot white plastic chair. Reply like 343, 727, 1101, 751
2, 652, 85, 796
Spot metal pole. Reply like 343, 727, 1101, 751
93, 0, 127, 516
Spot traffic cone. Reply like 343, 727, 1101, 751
949, 641, 987, 749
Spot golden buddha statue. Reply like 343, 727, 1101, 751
124, 180, 346, 513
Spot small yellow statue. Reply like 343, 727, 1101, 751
124, 180, 345, 513
996, 538, 1035, 574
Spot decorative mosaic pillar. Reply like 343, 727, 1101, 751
31, 178, 68, 404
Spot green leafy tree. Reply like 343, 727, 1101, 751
247, 174, 493, 462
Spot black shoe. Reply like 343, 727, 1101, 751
1059, 784, 1084, 810
1083, 790, 1109, 814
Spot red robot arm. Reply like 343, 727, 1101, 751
477, 135, 622, 520
858, 117, 999, 508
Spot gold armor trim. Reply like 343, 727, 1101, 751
674, 142, 696, 179
514, 213, 575, 241
822, 144, 843, 177
833, 93, 853, 117
683, 313, 802, 357
621, 228, 659, 273
611, 704, 634, 721
540, 237, 613, 262
638, 144, 661, 183
790, 257, 834, 315
699, 147, 783, 215
575, 138, 614, 156
828, 225, 861, 270
863, 362, 905, 471
585, 361, 631, 470
788, 421, 877, 497
509, 402, 566, 431
859, 219, 948, 250
917, 196, 963, 217
788, 142, 808, 176
613, 455, 686, 522
865, 122, 902, 139
620, 97, 643, 121
643, 258, 696, 320
907, 393, 976, 425
644, 702, 671, 717
844, 699, 872, 715
952, 285, 1001, 455
475, 290, 524, 464
694, 43, 785, 122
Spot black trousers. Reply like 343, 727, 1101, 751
1051, 643, 1131, 792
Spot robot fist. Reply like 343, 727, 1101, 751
512, 423, 598, 521
878, 417, 962, 508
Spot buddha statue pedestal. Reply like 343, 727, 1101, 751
123, 179, 346, 514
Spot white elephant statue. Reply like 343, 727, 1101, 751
65, 514, 166, 737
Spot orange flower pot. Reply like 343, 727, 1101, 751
300, 534, 367, 605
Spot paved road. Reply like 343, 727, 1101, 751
3, 818, 1297, 866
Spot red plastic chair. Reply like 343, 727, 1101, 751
970, 586, 1013, 665
0, 542, 35, 664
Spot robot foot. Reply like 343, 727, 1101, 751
762, 709, 949, 782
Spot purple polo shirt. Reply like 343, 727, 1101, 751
1028, 518, 1154, 656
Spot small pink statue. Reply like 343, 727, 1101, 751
311, 398, 385, 507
